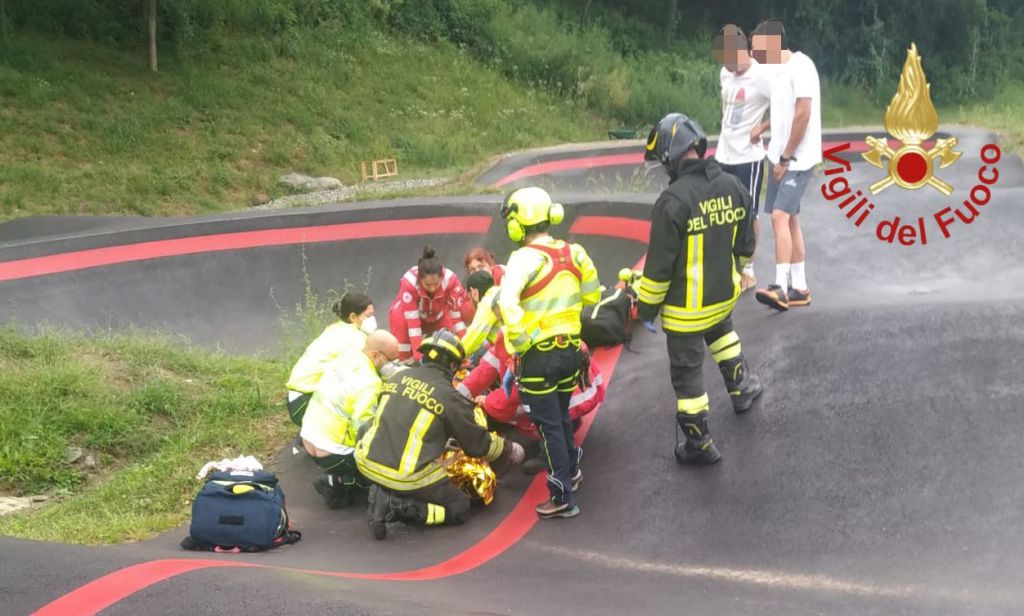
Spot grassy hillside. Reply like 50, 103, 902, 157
0, 29, 605, 220
1, 2, 1021, 222
0, 326, 289, 543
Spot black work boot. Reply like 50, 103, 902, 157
675, 411, 721, 465
367, 484, 395, 540
314, 474, 354, 510
719, 355, 763, 414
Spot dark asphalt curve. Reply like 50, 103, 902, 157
1, 127, 1022, 615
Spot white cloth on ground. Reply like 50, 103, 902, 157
196, 455, 264, 479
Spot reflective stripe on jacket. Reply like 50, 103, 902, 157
638, 159, 755, 333
355, 364, 507, 492
390, 266, 467, 360
498, 237, 601, 354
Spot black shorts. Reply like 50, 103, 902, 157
718, 159, 765, 218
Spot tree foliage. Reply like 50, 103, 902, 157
577, 0, 1021, 102
1, 0, 1019, 111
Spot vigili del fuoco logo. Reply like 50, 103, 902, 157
820, 43, 1003, 246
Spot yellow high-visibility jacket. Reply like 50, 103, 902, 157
637, 159, 755, 333
461, 286, 502, 358
299, 351, 381, 455
498, 236, 601, 354
286, 321, 366, 393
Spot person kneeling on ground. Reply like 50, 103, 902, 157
355, 330, 525, 540
300, 330, 400, 509
286, 293, 377, 426
388, 246, 468, 362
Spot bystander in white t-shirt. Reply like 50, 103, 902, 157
767, 51, 822, 171
715, 60, 774, 165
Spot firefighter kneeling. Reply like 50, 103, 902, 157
355, 330, 524, 540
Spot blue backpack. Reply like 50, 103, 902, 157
183, 470, 301, 552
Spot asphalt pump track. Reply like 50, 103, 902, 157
1, 128, 1023, 615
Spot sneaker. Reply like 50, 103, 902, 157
314, 474, 353, 510
571, 467, 582, 492
674, 438, 722, 465
536, 498, 580, 519
740, 270, 757, 293
788, 287, 812, 307
367, 485, 391, 540
755, 285, 789, 311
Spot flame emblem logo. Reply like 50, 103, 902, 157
862, 43, 961, 195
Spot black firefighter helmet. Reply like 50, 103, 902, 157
645, 113, 708, 178
418, 329, 466, 373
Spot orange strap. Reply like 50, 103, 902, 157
522, 243, 582, 299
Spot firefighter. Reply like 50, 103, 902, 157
498, 187, 601, 519
388, 246, 468, 362
639, 113, 764, 465
356, 330, 525, 540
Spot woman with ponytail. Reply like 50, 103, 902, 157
285, 292, 376, 426
389, 245, 468, 361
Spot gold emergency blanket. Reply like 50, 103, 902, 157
442, 448, 497, 505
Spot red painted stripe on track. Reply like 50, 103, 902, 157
31, 216, 649, 616
32, 329, 627, 616
494, 153, 643, 187
490, 139, 935, 187
0, 217, 492, 283
33, 560, 254, 616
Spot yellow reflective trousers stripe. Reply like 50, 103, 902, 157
426, 503, 446, 525
677, 393, 710, 415
709, 331, 741, 363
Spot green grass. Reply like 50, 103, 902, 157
948, 82, 1024, 157
0, 28, 605, 220
0, 326, 290, 544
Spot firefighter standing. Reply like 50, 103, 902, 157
639, 113, 764, 465
356, 330, 524, 540
498, 187, 601, 518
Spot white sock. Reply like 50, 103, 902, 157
775, 263, 790, 288
791, 261, 807, 291
743, 261, 755, 275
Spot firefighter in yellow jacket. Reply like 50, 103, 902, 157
639, 113, 763, 465
498, 187, 601, 519
356, 330, 525, 540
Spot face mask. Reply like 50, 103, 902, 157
359, 315, 378, 334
